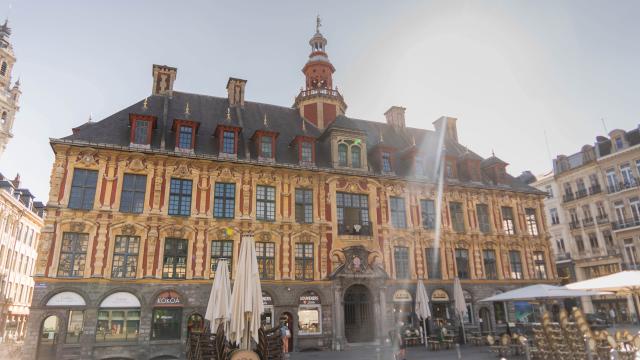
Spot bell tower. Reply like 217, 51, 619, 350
0, 20, 20, 158
294, 17, 347, 129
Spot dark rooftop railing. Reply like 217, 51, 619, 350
607, 178, 640, 194
612, 218, 640, 230
575, 188, 588, 200
562, 193, 575, 203
589, 184, 602, 195
295, 88, 344, 104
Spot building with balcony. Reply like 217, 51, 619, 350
24, 20, 554, 360
532, 127, 640, 322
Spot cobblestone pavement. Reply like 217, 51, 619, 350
289, 344, 510, 360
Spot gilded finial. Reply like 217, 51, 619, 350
316, 14, 322, 33
491, 149, 495, 157
142, 97, 148, 110
185, 102, 190, 116
226, 107, 231, 121
263, 113, 268, 127
87, 113, 93, 123
302, 118, 307, 132
379, 129, 384, 143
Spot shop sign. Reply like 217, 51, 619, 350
431, 289, 450, 302
156, 291, 182, 306
299, 291, 320, 305
392, 289, 413, 303
262, 291, 273, 306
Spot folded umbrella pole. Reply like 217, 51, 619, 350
205, 258, 231, 333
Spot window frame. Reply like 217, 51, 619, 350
533, 251, 547, 279
501, 206, 516, 235
177, 124, 194, 150
256, 242, 275, 280
381, 151, 392, 173
509, 250, 523, 280
96, 308, 140, 342
210, 240, 233, 277
301, 140, 313, 163
295, 243, 314, 281
389, 196, 407, 228
338, 143, 348, 167
425, 247, 441, 279
336, 192, 371, 235
162, 238, 188, 279
476, 203, 491, 234
119, 174, 147, 214
168, 178, 192, 216
455, 248, 470, 279
68, 168, 98, 210
482, 249, 498, 280
420, 199, 436, 230
394, 246, 410, 279
259, 135, 275, 159
449, 202, 465, 233
213, 182, 235, 219
295, 188, 313, 224
351, 145, 361, 168
525, 208, 539, 236
111, 235, 140, 279
256, 185, 276, 221
222, 130, 236, 154
57, 232, 89, 278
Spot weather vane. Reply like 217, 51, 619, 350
316, 15, 321, 33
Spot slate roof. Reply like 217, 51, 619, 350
58, 91, 542, 195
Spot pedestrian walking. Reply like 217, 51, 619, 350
390, 325, 406, 360
280, 320, 290, 354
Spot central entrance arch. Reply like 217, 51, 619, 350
344, 284, 374, 343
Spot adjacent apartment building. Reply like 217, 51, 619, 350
24, 21, 555, 360
0, 21, 45, 342
533, 128, 640, 322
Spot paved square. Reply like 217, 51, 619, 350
290, 345, 508, 360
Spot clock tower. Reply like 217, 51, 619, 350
294, 17, 347, 129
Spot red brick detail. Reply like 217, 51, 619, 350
326, 232, 333, 274
153, 230, 161, 277
191, 229, 197, 277
102, 220, 111, 274
142, 228, 149, 277
195, 178, 201, 213
324, 183, 331, 221
57, 157, 69, 202
173, 119, 200, 150
303, 103, 318, 126
322, 103, 337, 127
45, 218, 59, 276
159, 166, 167, 211
202, 230, 208, 278
90, 222, 101, 275
128, 114, 157, 144
205, 177, 211, 214
215, 124, 242, 154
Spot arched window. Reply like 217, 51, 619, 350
351, 146, 361, 168
338, 144, 348, 167
187, 313, 204, 336
0, 61, 7, 76
37, 315, 59, 358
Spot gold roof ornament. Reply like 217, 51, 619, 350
263, 113, 268, 128
185, 102, 190, 116
226, 107, 231, 121
301, 118, 307, 133
379, 129, 384, 143
142, 97, 148, 110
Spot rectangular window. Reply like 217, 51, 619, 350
336, 192, 370, 235
111, 235, 139, 279
533, 251, 547, 279
588, 232, 599, 249
222, 130, 235, 154
178, 125, 193, 149
57, 232, 88, 277
66, 311, 84, 343
213, 183, 235, 218
450, 202, 465, 233
256, 185, 276, 221
483, 249, 497, 280
68, 169, 98, 210
301, 141, 313, 163
261, 136, 273, 158
210, 240, 233, 276
256, 242, 275, 280
382, 152, 392, 172
119, 174, 146, 213
420, 200, 436, 230
476, 204, 491, 234
394, 246, 410, 279
162, 238, 187, 279
509, 250, 523, 279
576, 235, 585, 252
151, 308, 182, 340
550, 208, 560, 225
96, 309, 140, 342
501, 207, 516, 235
525, 208, 539, 236
390, 197, 407, 228
295, 189, 313, 224
134, 120, 149, 144
168, 178, 192, 216
295, 243, 314, 280
545, 185, 553, 198
425, 247, 441, 279
455, 248, 470, 279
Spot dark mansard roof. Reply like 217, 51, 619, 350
58, 91, 542, 195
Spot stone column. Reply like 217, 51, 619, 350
332, 282, 345, 350
378, 284, 387, 343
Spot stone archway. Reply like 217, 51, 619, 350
344, 284, 374, 343
36, 315, 60, 360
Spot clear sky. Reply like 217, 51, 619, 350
1, 0, 639, 200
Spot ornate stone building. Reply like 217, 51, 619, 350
0, 20, 22, 158
24, 21, 554, 360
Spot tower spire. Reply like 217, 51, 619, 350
316, 15, 322, 33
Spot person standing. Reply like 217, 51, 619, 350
280, 321, 290, 355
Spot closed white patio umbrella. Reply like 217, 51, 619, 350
414, 280, 431, 348
229, 233, 264, 350
205, 259, 231, 333
479, 284, 606, 302
566, 270, 640, 323
453, 277, 467, 344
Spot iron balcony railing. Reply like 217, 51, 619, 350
607, 178, 640, 194
563, 193, 575, 203
569, 221, 581, 230
575, 189, 588, 200
581, 217, 595, 227
596, 214, 609, 224
589, 184, 602, 195
622, 263, 640, 270
612, 218, 640, 230
338, 223, 372, 236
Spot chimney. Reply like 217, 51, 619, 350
384, 106, 406, 129
152, 64, 177, 96
432, 116, 458, 142
227, 77, 247, 107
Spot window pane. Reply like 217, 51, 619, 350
261, 136, 273, 158
450, 202, 465, 233
338, 144, 348, 166
178, 125, 193, 149
295, 189, 313, 223
351, 146, 361, 168
256, 185, 276, 221
168, 179, 192, 216
57, 232, 89, 277
68, 169, 98, 210
223, 131, 235, 154
211, 240, 233, 276
152, 308, 182, 340
163, 238, 187, 279
455, 248, 469, 279
394, 246, 409, 279
120, 174, 146, 213
421, 200, 435, 229
425, 248, 441, 279
214, 183, 235, 218
295, 243, 314, 280
337, 192, 370, 235
390, 197, 407, 228
483, 249, 497, 279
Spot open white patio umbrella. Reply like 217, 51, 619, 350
479, 284, 607, 302
205, 259, 231, 333
566, 270, 640, 323
453, 277, 467, 344
415, 280, 431, 348
229, 233, 264, 349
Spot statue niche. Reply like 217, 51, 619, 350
329, 245, 387, 279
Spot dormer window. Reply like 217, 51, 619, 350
615, 136, 624, 150
129, 114, 157, 147
382, 151, 392, 173
338, 144, 348, 166
178, 126, 193, 149
261, 136, 273, 158
301, 141, 313, 162
172, 119, 199, 152
351, 146, 361, 168
222, 131, 235, 154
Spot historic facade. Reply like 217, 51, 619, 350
0, 20, 21, 158
24, 21, 555, 360
0, 173, 44, 341
532, 126, 640, 322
